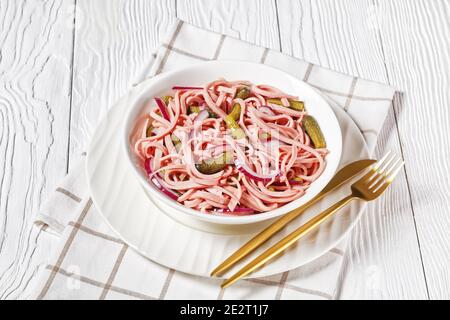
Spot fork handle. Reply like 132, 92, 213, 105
221, 195, 356, 288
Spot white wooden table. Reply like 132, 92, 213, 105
0, 0, 449, 300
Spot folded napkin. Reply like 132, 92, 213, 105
32, 19, 396, 300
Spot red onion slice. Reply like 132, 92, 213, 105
235, 160, 278, 184
232, 207, 255, 213
172, 86, 203, 90
215, 207, 255, 215
150, 127, 160, 136
154, 97, 170, 121
144, 158, 179, 201
271, 179, 303, 186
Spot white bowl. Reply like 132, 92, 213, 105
123, 61, 342, 225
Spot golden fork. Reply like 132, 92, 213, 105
211, 159, 376, 277
221, 152, 404, 288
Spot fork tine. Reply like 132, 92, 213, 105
369, 154, 399, 189
361, 168, 379, 184
360, 151, 391, 184
374, 151, 392, 170
385, 156, 402, 176
372, 156, 404, 192
362, 151, 392, 184
378, 153, 397, 174
387, 160, 405, 182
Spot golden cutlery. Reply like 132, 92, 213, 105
211, 159, 376, 277
221, 152, 404, 288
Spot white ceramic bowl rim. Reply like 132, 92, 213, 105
123, 61, 342, 225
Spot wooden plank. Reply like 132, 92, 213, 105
0, 0, 75, 298
176, 0, 281, 50
276, 0, 428, 299
375, 0, 450, 299
69, 0, 177, 163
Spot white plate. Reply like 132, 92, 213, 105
123, 61, 342, 225
86, 78, 369, 278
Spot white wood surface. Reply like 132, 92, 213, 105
0, 0, 75, 299
276, 0, 429, 299
0, 0, 449, 299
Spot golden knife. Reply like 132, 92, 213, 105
210, 159, 376, 277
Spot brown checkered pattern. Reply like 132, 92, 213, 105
36, 193, 342, 299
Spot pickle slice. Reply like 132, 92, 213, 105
225, 115, 246, 139
225, 103, 245, 139
266, 98, 283, 105
162, 95, 173, 105
188, 106, 201, 114
267, 98, 305, 111
195, 152, 233, 175
235, 87, 250, 100
229, 103, 241, 121
288, 100, 304, 111
302, 115, 326, 148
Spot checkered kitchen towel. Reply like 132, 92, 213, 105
32, 19, 396, 300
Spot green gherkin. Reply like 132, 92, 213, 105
195, 152, 233, 175
267, 98, 305, 111
302, 115, 326, 148
235, 87, 250, 100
